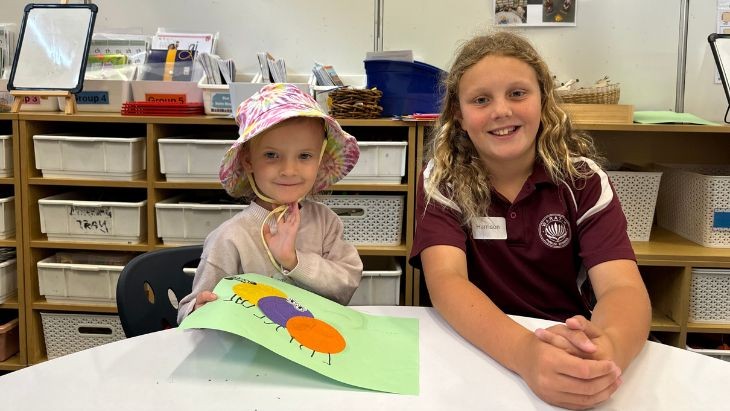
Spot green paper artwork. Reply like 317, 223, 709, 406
179, 273, 420, 395
633, 111, 720, 126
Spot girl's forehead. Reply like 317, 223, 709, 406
460, 55, 538, 87
250, 121, 324, 150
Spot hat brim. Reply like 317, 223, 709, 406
220, 110, 359, 198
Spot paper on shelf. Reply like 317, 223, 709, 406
633, 111, 720, 126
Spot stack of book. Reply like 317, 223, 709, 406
312, 62, 344, 87
199, 52, 236, 85
257, 52, 287, 83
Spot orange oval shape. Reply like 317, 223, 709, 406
286, 316, 346, 354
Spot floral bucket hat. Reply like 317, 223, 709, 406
220, 83, 360, 198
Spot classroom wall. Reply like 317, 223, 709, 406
1, 0, 727, 122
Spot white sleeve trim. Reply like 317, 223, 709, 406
570, 157, 613, 226
423, 160, 461, 212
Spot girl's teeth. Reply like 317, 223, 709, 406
493, 127, 515, 136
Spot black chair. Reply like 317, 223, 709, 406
116, 245, 202, 337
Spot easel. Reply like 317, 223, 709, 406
10, 0, 79, 115
10, 90, 77, 115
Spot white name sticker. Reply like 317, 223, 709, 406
471, 217, 507, 240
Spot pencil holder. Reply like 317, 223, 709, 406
328, 87, 383, 119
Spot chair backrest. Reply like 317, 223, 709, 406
116, 245, 202, 337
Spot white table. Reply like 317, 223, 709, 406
2, 306, 730, 410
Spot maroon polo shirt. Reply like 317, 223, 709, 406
409, 158, 636, 322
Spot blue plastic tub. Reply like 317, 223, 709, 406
364, 60, 446, 117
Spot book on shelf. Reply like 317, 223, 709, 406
151, 30, 217, 55
140, 48, 197, 81
198, 52, 236, 85
257, 52, 287, 83
312, 62, 344, 86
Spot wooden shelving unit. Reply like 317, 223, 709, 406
4, 113, 728, 366
13, 113, 417, 365
0, 113, 26, 371
412, 122, 730, 348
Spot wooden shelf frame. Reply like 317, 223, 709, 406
0, 114, 27, 370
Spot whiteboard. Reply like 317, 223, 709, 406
9, 4, 97, 91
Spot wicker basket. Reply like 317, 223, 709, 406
556, 83, 620, 104
328, 88, 383, 119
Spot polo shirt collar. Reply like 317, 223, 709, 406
527, 158, 555, 186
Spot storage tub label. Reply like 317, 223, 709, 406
713, 209, 730, 230
211, 93, 231, 111
145, 93, 187, 104
70, 206, 112, 234
76, 91, 110, 105
22, 96, 42, 105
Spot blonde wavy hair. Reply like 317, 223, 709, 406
425, 30, 602, 226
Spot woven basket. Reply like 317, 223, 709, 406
556, 83, 620, 104
328, 88, 383, 119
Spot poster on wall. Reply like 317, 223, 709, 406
494, 0, 576, 27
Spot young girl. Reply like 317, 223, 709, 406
409, 31, 651, 410
177, 83, 363, 323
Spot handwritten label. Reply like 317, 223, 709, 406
471, 216, 507, 240
145, 93, 186, 104
70, 205, 112, 234
76, 91, 109, 105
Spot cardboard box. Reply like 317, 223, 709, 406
561, 103, 633, 124
0, 317, 19, 361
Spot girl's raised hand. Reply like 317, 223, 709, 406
263, 202, 300, 271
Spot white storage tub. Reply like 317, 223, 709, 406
38, 192, 147, 244
58, 79, 131, 112
607, 169, 662, 242
198, 76, 232, 115
155, 195, 248, 245
0, 135, 13, 177
40, 312, 125, 359
319, 194, 404, 246
33, 134, 146, 180
0, 258, 17, 304
228, 74, 313, 112
348, 257, 402, 306
0, 195, 15, 239
37, 252, 132, 304
689, 268, 730, 324
130, 80, 203, 104
656, 164, 730, 247
13, 95, 60, 112
158, 137, 234, 181
0, 78, 58, 112
339, 141, 408, 184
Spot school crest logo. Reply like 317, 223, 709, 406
538, 214, 570, 248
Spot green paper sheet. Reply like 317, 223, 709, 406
179, 274, 419, 395
633, 111, 720, 126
